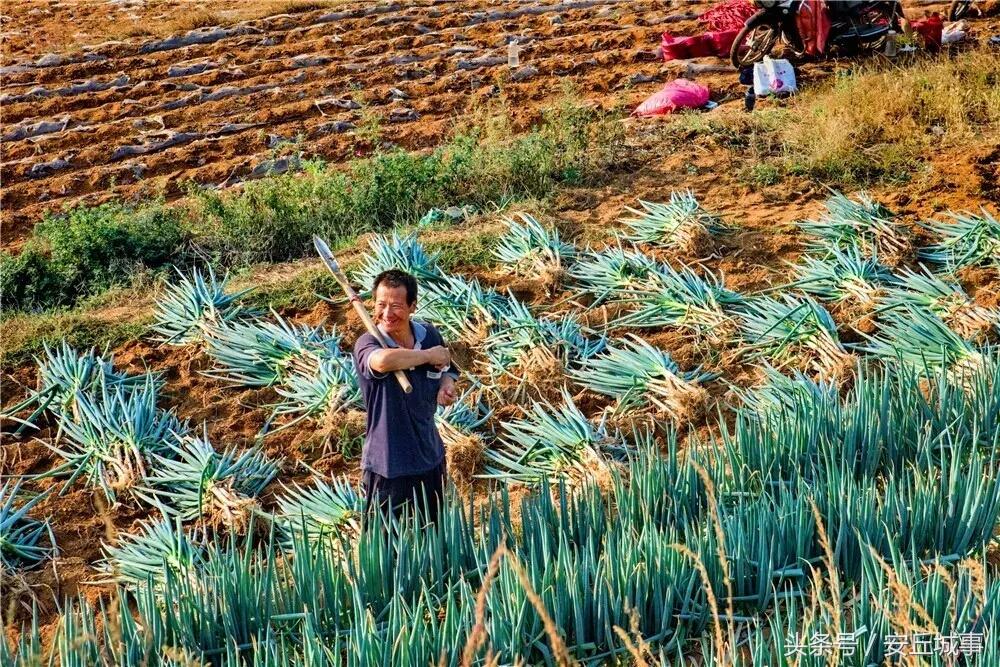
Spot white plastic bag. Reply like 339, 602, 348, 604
753, 57, 797, 96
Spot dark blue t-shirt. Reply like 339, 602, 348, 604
353, 320, 456, 479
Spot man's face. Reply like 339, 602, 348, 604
373, 283, 415, 338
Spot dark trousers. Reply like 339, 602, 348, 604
362, 462, 446, 526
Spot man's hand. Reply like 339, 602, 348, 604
437, 375, 457, 407
424, 345, 451, 368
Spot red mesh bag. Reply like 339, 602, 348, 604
699, 0, 758, 31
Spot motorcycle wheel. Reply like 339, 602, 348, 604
949, 0, 972, 20
730, 15, 781, 69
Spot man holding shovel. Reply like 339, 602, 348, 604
352, 269, 459, 524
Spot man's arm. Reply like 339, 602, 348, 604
370, 346, 450, 373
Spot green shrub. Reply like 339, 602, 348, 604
0, 247, 68, 313
35, 201, 186, 293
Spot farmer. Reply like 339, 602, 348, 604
353, 269, 459, 525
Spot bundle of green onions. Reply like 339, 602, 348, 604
918, 209, 1000, 270
798, 191, 912, 266
567, 244, 662, 305
787, 245, 897, 310
612, 262, 743, 344
135, 434, 280, 529
94, 517, 203, 588
569, 334, 714, 421
494, 213, 576, 279
881, 266, 998, 342
2, 342, 161, 435
151, 265, 254, 346
0, 482, 56, 571
416, 273, 511, 343
738, 295, 854, 381
437, 385, 492, 486
272, 477, 362, 547
47, 375, 187, 503
352, 232, 445, 293
265, 353, 362, 434
854, 304, 987, 381
481, 390, 627, 486
203, 311, 343, 386
484, 298, 606, 397
620, 190, 725, 254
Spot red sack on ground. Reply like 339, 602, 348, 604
661, 33, 716, 60
633, 79, 711, 117
912, 13, 943, 50
661, 32, 691, 60
796, 0, 831, 55
706, 29, 740, 54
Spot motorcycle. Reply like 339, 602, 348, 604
949, 0, 976, 20
730, 0, 902, 69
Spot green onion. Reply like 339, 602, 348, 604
0, 482, 56, 571
620, 190, 725, 253
738, 295, 853, 380
881, 265, 998, 342
918, 209, 1000, 270
569, 334, 714, 420
481, 389, 628, 485
567, 244, 663, 305
151, 265, 255, 346
203, 311, 343, 386
272, 477, 362, 547
612, 262, 743, 344
45, 375, 186, 503
854, 304, 986, 379
94, 517, 203, 588
494, 213, 576, 278
2, 342, 161, 435
135, 433, 280, 528
353, 232, 445, 293
798, 191, 912, 265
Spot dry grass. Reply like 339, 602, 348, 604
669, 49, 1000, 186
785, 50, 1000, 182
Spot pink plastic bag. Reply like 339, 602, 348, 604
633, 79, 711, 117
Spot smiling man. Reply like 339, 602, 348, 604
352, 269, 458, 524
